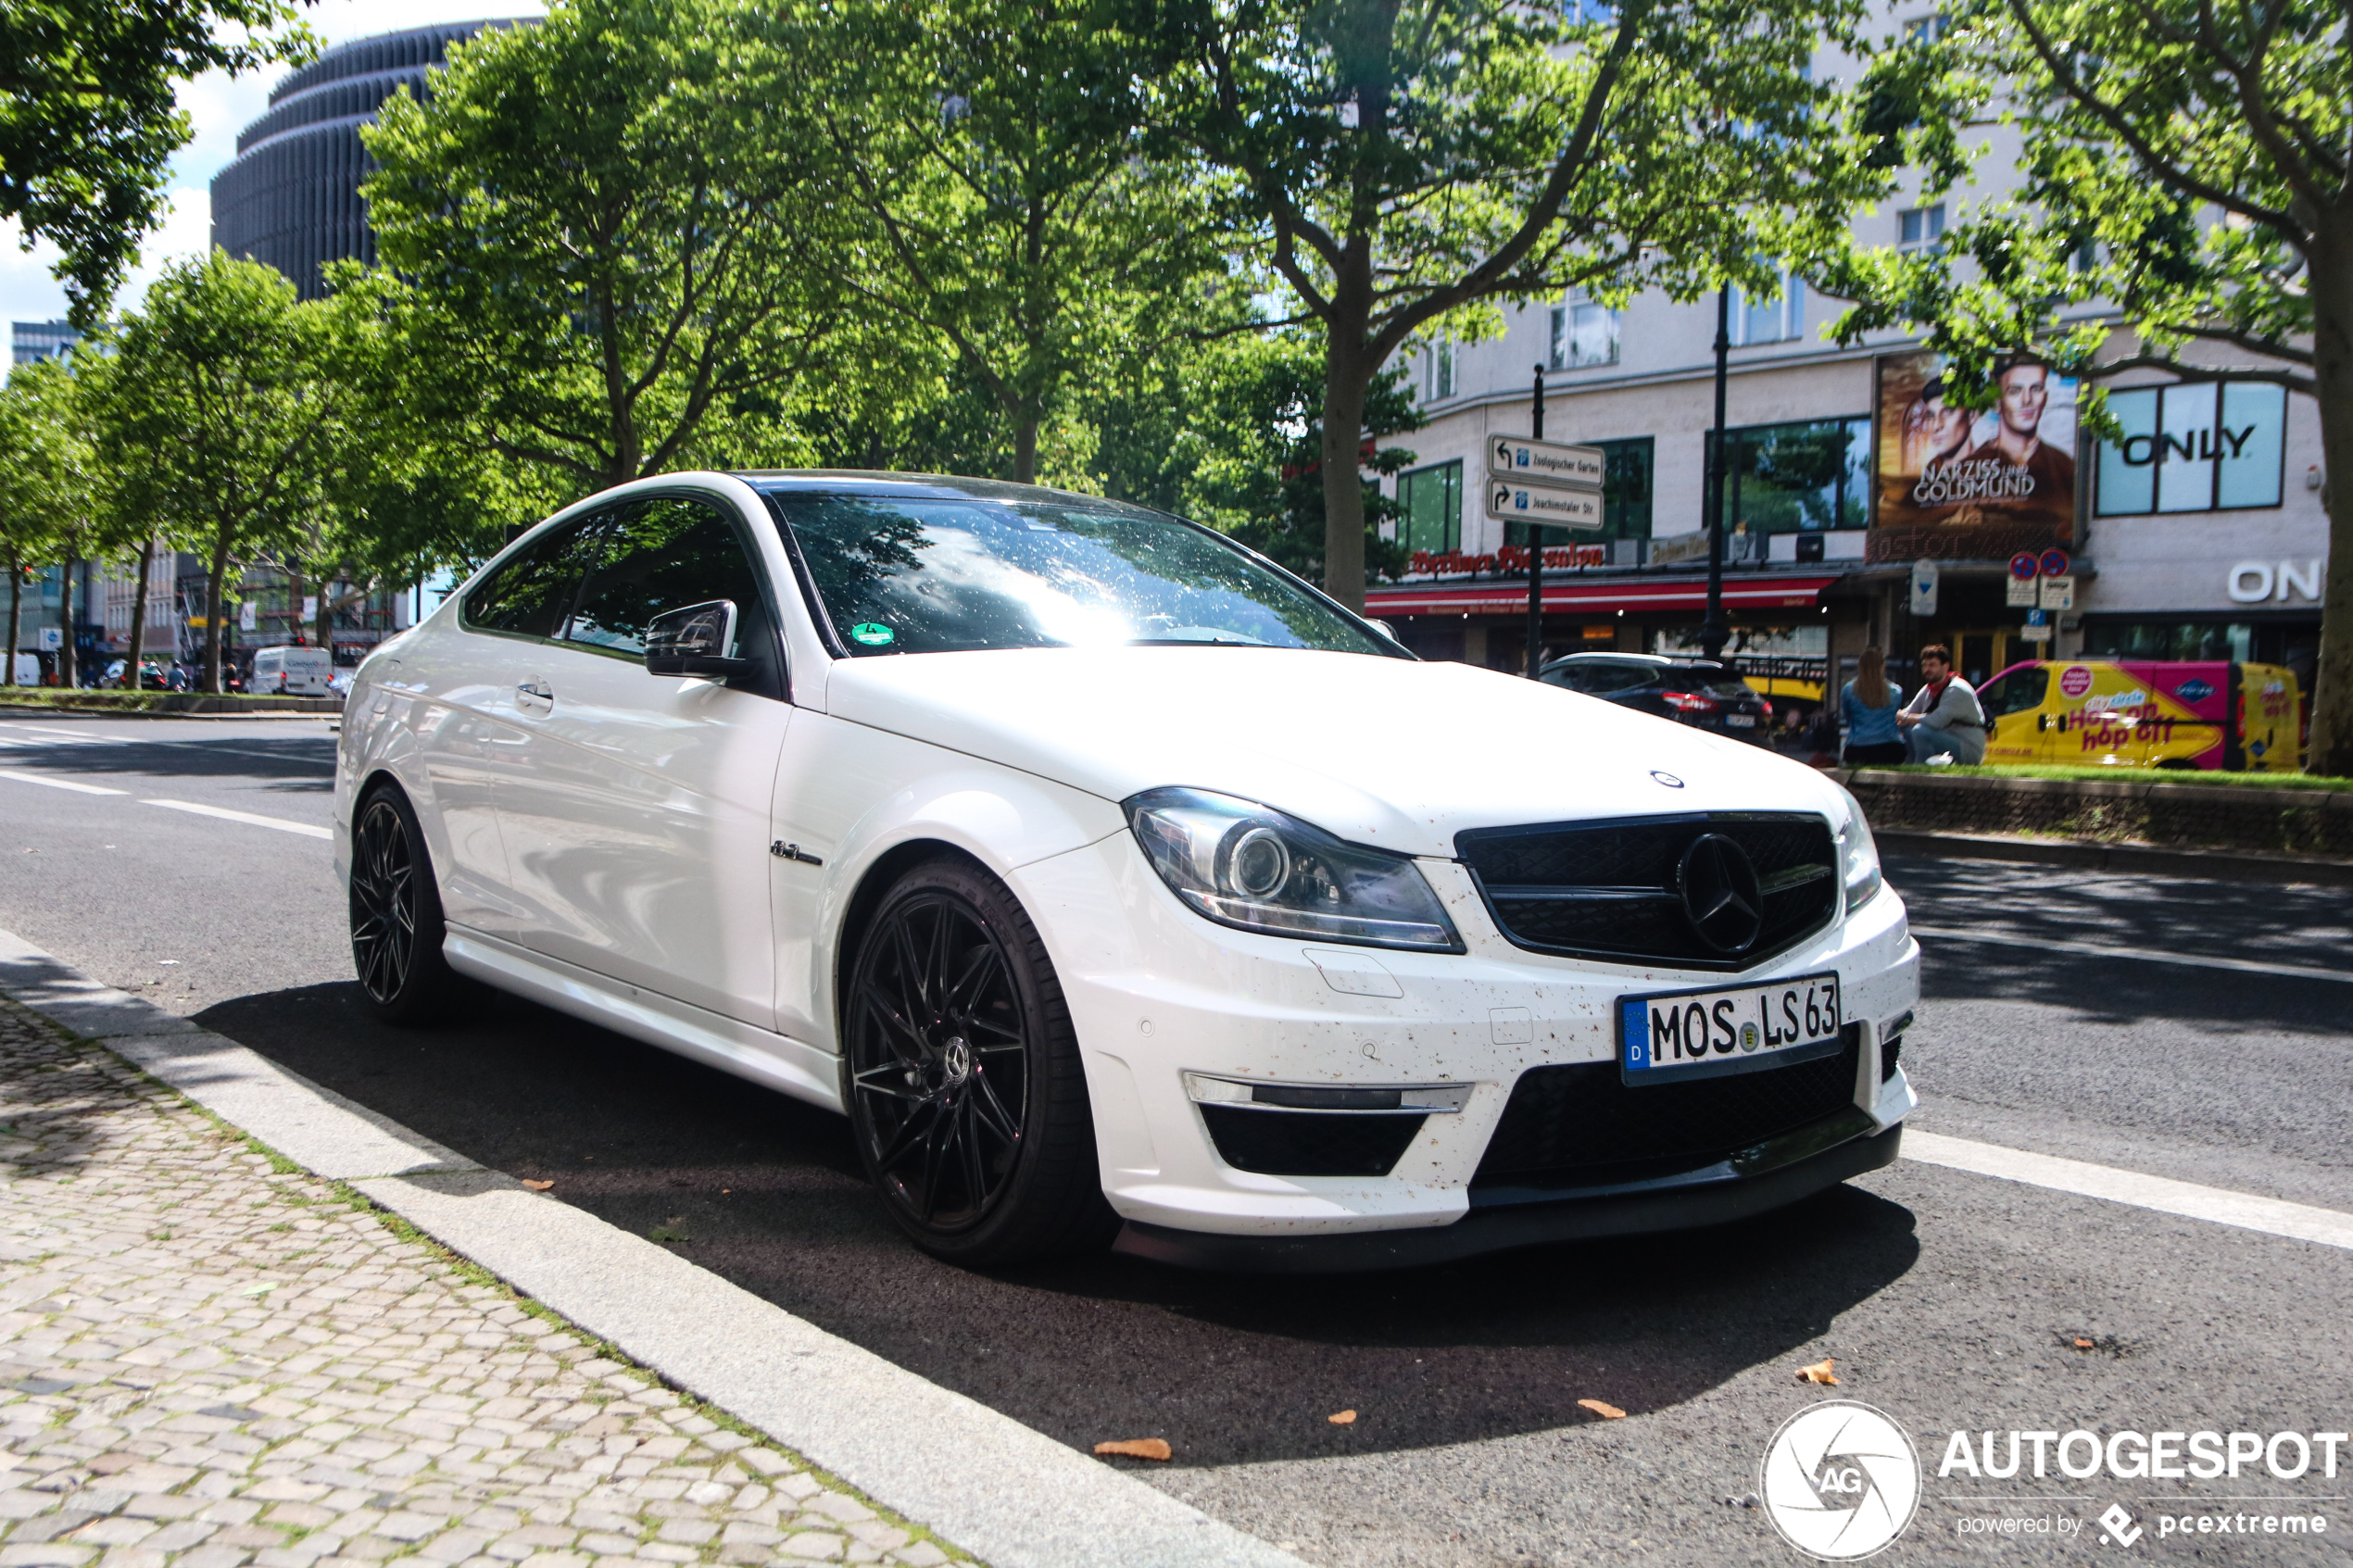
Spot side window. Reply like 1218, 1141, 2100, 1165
462, 514, 602, 639
1982, 667, 2049, 718
565, 496, 775, 661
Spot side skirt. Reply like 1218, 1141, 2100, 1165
442, 926, 844, 1115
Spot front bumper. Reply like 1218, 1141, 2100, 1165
1011, 831, 1921, 1252
1113, 1120, 1903, 1273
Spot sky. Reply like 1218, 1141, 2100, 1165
1, 0, 547, 378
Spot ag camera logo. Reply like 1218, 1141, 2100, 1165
1761, 1400, 1921, 1560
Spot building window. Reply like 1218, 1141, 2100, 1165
1730, 269, 1806, 345
1902, 13, 1948, 42
1425, 342, 1456, 401
1549, 290, 1618, 370
2095, 382, 2286, 515
1898, 204, 1944, 254
1506, 436, 1654, 544
1397, 459, 1463, 557
1713, 416, 1871, 533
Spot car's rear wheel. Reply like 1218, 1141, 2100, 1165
842, 858, 1114, 1266
349, 785, 464, 1024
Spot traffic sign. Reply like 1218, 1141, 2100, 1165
1909, 559, 1940, 618
2006, 573, 2039, 608
2039, 548, 2071, 579
1484, 479, 1603, 529
2009, 552, 2040, 581
1487, 434, 1605, 493
2039, 574, 2075, 611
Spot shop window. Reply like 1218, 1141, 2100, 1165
1731, 268, 1806, 345
1507, 436, 1653, 544
2095, 382, 2285, 515
1713, 416, 1871, 533
1397, 459, 1462, 557
1549, 290, 1618, 370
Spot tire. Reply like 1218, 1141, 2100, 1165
841, 858, 1116, 1266
348, 784, 466, 1025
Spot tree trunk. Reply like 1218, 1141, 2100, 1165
3, 552, 19, 687
203, 527, 233, 696
57, 552, 77, 689
315, 582, 334, 651
122, 535, 157, 690
1012, 417, 1038, 485
1318, 342, 1372, 612
2305, 220, 2353, 778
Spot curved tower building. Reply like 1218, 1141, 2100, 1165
209, 19, 527, 299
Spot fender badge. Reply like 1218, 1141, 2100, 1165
1650, 771, 1685, 789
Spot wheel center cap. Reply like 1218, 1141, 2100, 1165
940, 1035, 973, 1085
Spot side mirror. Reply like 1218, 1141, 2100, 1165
646, 599, 753, 678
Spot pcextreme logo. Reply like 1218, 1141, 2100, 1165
1761, 1401, 1922, 1560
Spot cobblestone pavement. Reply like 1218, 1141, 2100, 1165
0, 1001, 967, 1568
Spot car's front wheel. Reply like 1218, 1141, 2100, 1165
842, 858, 1114, 1266
348, 784, 465, 1025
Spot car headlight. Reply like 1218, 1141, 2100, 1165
1125, 787, 1463, 952
1834, 787, 1883, 912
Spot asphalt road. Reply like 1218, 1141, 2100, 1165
3, 711, 2349, 1566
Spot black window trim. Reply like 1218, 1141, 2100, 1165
456, 505, 610, 649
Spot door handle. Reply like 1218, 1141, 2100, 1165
515, 678, 554, 711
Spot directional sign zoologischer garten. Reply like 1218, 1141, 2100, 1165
1488, 434, 1607, 493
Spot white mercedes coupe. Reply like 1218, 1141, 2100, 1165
334, 472, 1919, 1270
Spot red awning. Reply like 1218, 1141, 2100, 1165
1365, 575, 1839, 617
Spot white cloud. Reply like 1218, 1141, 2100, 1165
5, 0, 546, 375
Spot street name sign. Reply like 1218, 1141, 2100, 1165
1485, 478, 1604, 529
1488, 434, 1605, 492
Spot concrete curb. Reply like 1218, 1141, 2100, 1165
0, 929, 1304, 1568
1877, 828, 2353, 886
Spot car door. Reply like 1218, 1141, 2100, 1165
491, 492, 792, 1029
409, 510, 604, 935
1976, 664, 2049, 763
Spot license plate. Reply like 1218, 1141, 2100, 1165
1724, 713, 1756, 727
1618, 972, 1843, 1084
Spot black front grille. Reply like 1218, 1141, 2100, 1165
1200, 1106, 1427, 1176
1473, 1033, 1861, 1189
1458, 812, 1838, 970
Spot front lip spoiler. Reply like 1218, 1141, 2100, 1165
1109, 1118, 1902, 1274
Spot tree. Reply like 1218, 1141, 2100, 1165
362, 0, 837, 501
0, 0, 310, 324
805, 0, 1221, 483
100, 251, 361, 693
1161, 0, 1884, 609
0, 360, 88, 684
1818, 0, 2353, 774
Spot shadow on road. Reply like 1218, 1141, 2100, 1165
201, 978, 1919, 1467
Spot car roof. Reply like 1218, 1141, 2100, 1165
1541, 653, 1730, 670
734, 470, 1168, 522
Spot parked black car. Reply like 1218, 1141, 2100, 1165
1539, 653, 1776, 746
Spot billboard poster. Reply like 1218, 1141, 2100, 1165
1870, 351, 2078, 563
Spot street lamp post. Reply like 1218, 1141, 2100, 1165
1699, 285, 1731, 662
1524, 365, 1546, 679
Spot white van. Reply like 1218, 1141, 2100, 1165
248, 645, 335, 696
11, 654, 38, 686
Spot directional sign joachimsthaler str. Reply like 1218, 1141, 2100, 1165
1485, 479, 1604, 529
1488, 434, 1606, 493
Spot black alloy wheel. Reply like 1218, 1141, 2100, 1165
844, 859, 1114, 1265
348, 786, 463, 1024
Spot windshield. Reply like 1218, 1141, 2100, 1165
764, 494, 1396, 658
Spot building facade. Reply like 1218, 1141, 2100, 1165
209, 19, 527, 299
1368, 39, 2329, 717
9, 320, 80, 368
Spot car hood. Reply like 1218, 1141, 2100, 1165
822, 647, 1847, 859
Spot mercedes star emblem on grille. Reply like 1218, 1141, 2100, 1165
1650, 770, 1685, 788
1676, 833, 1764, 954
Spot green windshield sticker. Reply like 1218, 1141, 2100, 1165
849, 622, 896, 646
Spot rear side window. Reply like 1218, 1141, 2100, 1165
565, 495, 774, 659
463, 514, 602, 639
1661, 664, 1753, 699
1982, 666, 2050, 718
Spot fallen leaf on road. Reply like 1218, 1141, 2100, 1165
1094, 1438, 1172, 1461
1795, 1359, 1839, 1385
1327, 1411, 1357, 1425
1578, 1399, 1626, 1419
522, 1180, 554, 1191
238, 1284, 275, 1298
2073, 1337, 2094, 1349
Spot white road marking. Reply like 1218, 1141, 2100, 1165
1906, 1130, 2353, 1252
1908, 923, 2353, 985
143, 799, 332, 839
0, 770, 127, 796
